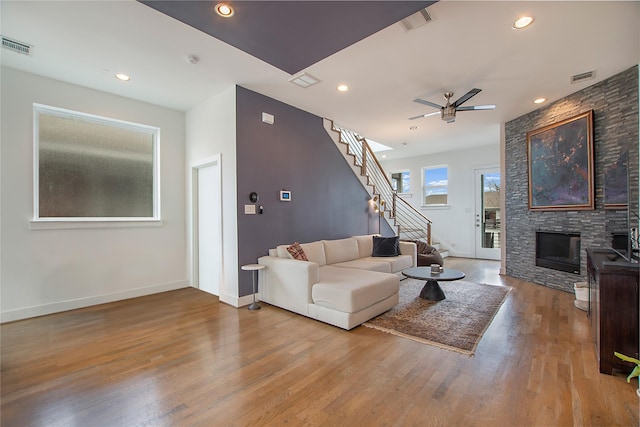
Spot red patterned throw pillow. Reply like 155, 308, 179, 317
286, 242, 308, 261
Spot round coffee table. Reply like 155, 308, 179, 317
402, 267, 465, 301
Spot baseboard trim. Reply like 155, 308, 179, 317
219, 293, 257, 309
0, 280, 189, 323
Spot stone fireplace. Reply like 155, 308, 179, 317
505, 65, 638, 293
535, 231, 580, 275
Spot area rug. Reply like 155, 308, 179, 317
363, 279, 511, 355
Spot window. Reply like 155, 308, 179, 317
34, 104, 160, 221
390, 171, 410, 194
422, 166, 448, 206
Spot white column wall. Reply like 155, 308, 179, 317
0, 67, 188, 322
185, 86, 239, 305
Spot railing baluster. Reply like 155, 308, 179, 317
361, 143, 367, 176
333, 123, 432, 244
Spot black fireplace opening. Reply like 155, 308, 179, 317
535, 231, 581, 274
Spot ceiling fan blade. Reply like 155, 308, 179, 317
452, 88, 481, 108
409, 111, 440, 120
413, 98, 443, 110
456, 104, 496, 111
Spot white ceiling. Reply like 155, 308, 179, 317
2, 1, 639, 160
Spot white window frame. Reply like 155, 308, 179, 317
389, 169, 411, 195
32, 104, 161, 229
421, 165, 449, 208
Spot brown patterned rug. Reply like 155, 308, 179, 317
363, 279, 511, 355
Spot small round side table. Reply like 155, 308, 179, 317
241, 264, 265, 311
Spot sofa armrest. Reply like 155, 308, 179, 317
399, 241, 417, 267
257, 256, 319, 315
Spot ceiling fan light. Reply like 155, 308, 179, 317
442, 105, 456, 121
512, 16, 534, 29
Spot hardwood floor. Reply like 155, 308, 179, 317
2, 258, 638, 426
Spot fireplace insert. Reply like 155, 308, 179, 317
535, 231, 581, 274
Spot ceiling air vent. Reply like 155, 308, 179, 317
2, 36, 32, 56
571, 70, 595, 84
400, 8, 432, 31
289, 72, 320, 88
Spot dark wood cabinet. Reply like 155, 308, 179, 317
586, 248, 639, 375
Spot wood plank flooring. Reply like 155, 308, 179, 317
2, 258, 639, 426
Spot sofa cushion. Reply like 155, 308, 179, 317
300, 241, 327, 266
276, 245, 292, 259
323, 238, 359, 265
353, 234, 376, 258
276, 241, 326, 266
331, 259, 391, 273
287, 242, 308, 261
372, 236, 399, 257
363, 254, 413, 273
312, 266, 399, 313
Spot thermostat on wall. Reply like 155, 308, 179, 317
280, 190, 292, 201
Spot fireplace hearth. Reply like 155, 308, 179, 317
536, 231, 581, 274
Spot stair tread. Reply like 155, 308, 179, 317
327, 120, 433, 247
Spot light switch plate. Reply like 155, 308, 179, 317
244, 204, 256, 214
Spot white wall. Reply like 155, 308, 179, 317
381, 144, 500, 258
185, 86, 240, 306
0, 67, 188, 322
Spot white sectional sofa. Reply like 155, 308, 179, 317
258, 235, 417, 330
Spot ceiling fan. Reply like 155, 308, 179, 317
410, 88, 496, 123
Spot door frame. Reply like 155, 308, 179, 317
191, 154, 223, 294
474, 167, 501, 260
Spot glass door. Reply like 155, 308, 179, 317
475, 168, 501, 260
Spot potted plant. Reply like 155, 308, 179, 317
614, 352, 640, 398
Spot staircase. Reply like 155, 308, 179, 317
324, 119, 433, 245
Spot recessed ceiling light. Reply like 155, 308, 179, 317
381, 155, 387, 159
534, 98, 546, 104
215, 3, 234, 18
512, 16, 534, 29
115, 73, 130, 81
337, 84, 349, 92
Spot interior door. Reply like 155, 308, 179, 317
194, 158, 222, 296
475, 168, 501, 260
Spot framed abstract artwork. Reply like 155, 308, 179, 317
604, 150, 628, 208
526, 110, 594, 210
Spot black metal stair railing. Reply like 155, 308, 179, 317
332, 124, 432, 244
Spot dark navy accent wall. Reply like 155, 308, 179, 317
236, 86, 377, 296
505, 65, 639, 292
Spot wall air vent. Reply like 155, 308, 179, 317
2, 36, 32, 56
400, 8, 432, 31
571, 70, 595, 84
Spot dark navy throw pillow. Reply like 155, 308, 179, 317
372, 236, 399, 257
